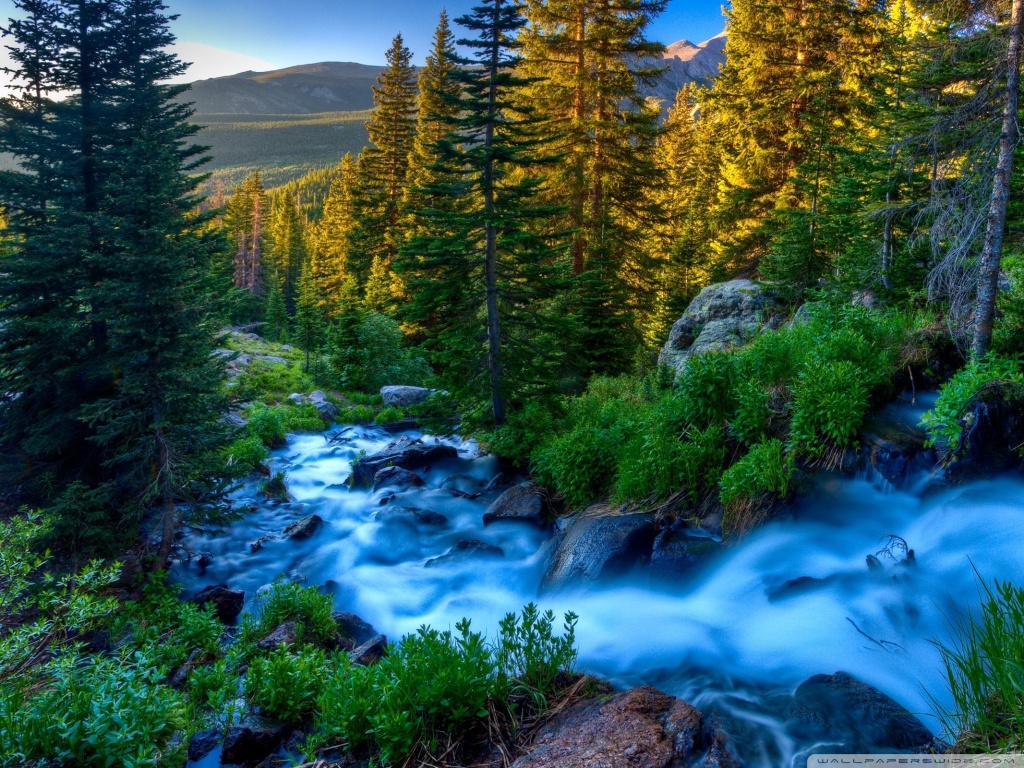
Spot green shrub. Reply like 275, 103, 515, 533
730, 380, 771, 446
675, 353, 739, 428
994, 256, 1024, 355
921, 353, 1024, 452
492, 604, 578, 703
241, 580, 337, 650
247, 646, 332, 723
262, 471, 289, 500
221, 436, 269, 477
789, 360, 870, 459
931, 578, 1024, 752
719, 439, 794, 507
188, 659, 241, 727
233, 360, 313, 404
246, 405, 288, 447
339, 404, 376, 424
483, 400, 562, 465
0, 653, 186, 768
375, 405, 406, 424
285, 401, 329, 432
332, 312, 433, 393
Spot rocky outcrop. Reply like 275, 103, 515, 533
349, 436, 458, 488
483, 482, 547, 526
283, 514, 323, 540
333, 611, 377, 646
350, 634, 388, 666
541, 511, 656, 591
376, 506, 448, 526
189, 584, 244, 623
785, 671, 942, 752
949, 381, 1024, 477
187, 729, 221, 762
659, 280, 776, 378
309, 390, 341, 422
380, 385, 434, 408
221, 715, 290, 765
859, 404, 936, 486
257, 621, 298, 650
372, 465, 425, 490
512, 684, 714, 768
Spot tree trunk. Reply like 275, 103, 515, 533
484, 0, 506, 427
972, 0, 1023, 358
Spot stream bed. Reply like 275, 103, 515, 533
175, 399, 1024, 767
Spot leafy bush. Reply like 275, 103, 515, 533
719, 439, 794, 508
241, 580, 337, 650
247, 646, 332, 722
675, 353, 739, 428
994, 256, 1024, 355
221, 436, 270, 477
246, 405, 288, 447
921, 353, 1024, 452
931, 578, 1024, 752
188, 659, 241, 728
789, 360, 870, 460
233, 359, 313, 404
332, 312, 433, 393
492, 604, 578, 703
375, 405, 406, 424
484, 400, 562, 465
730, 380, 772, 446
0, 653, 187, 768
339, 404, 376, 424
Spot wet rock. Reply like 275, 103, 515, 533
860, 403, 935, 485
380, 385, 434, 408
699, 734, 743, 768
483, 482, 547, 527
541, 511, 656, 591
785, 671, 941, 752
485, 472, 513, 492
659, 280, 776, 378
283, 514, 323, 540
425, 539, 505, 567
166, 649, 201, 689
512, 684, 701, 768
257, 621, 298, 651
188, 729, 221, 762
950, 381, 1024, 477
650, 522, 721, 580
440, 473, 481, 494
249, 533, 276, 553
376, 506, 448, 526
222, 715, 290, 765
308, 390, 341, 422
189, 584, 244, 623
372, 465, 425, 490
350, 634, 388, 666
349, 436, 458, 488
333, 611, 377, 646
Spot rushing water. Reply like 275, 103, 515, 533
176, 401, 1024, 767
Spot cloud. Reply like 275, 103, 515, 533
169, 41, 280, 82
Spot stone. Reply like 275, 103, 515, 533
372, 465, 425, 491
860, 400, 936, 486
254, 355, 289, 365
659, 280, 776, 378
288, 393, 304, 404
187, 729, 221, 762
511, 684, 702, 768
283, 514, 323, 540
189, 584, 244, 623
350, 634, 388, 666
313, 399, 341, 422
249, 533, 276, 553
349, 436, 458, 488
257, 621, 298, 651
541, 512, 656, 591
223, 411, 248, 430
950, 381, 1024, 477
483, 482, 547, 526
333, 611, 377, 646
380, 385, 434, 408
485, 472, 513, 492
425, 539, 505, 567
649, 525, 722, 580
785, 671, 941, 752
221, 715, 290, 765
376, 506, 448, 526
280, 344, 293, 351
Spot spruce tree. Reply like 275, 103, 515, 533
225, 171, 268, 298
309, 154, 358, 315
294, 262, 326, 374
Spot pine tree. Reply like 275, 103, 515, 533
309, 154, 358, 314
348, 34, 418, 298
265, 191, 307, 312
265, 267, 289, 343
225, 171, 268, 298
398, 0, 571, 427
294, 262, 326, 374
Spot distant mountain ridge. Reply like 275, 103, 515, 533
184, 33, 727, 117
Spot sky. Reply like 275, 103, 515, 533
0, 0, 729, 82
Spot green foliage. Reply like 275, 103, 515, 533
0, 653, 187, 768
316, 604, 577, 765
246, 405, 288, 447
262, 471, 289, 500
248, 646, 333, 723
241, 580, 337, 651
719, 439, 794, 507
789, 360, 870, 459
339, 404, 377, 424
331, 312, 433, 393
221, 436, 270, 478
730, 381, 771, 446
375, 406, 406, 424
676, 353, 740, 428
187, 659, 241, 728
483, 400, 562, 465
232, 360, 314, 404
931, 578, 1024, 752
994, 257, 1024, 355
921, 354, 1024, 452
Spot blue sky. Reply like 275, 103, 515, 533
0, 0, 729, 81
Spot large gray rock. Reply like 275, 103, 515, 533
349, 436, 458, 488
189, 584, 244, 623
650, 525, 722, 580
659, 280, 775, 378
541, 512, 656, 591
222, 715, 290, 765
380, 385, 434, 408
283, 514, 323, 540
372, 465, 425, 491
785, 671, 942, 752
483, 482, 547, 526
425, 539, 505, 567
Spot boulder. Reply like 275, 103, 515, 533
380, 385, 434, 408
650, 525, 722, 580
309, 390, 341, 422
541, 512, 656, 591
785, 671, 941, 752
659, 280, 775, 378
376, 506, 448, 526
349, 436, 458, 488
257, 621, 298, 651
511, 684, 705, 768
485, 472, 514, 492
187, 729, 221, 762
859, 400, 936, 485
283, 514, 323, 540
333, 611, 377, 646
254, 355, 289, 365
950, 381, 1024, 477
372, 465, 425, 491
350, 634, 388, 666
483, 482, 547, 527
221, 715, 290, 765
189, 584, 244, 623
425, 539, 505, 567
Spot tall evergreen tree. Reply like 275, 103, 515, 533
309, 154, 358, 314
225, 171, 268, 298
265, 190, 306, 312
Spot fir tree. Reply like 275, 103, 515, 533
309, 154, 358, 314
294, 262, 326, 374
265, 267, 289, 343
225, 171, 268, 298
